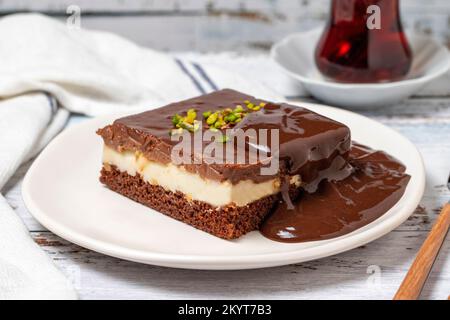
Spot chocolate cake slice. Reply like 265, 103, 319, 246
97, 89, 351, 239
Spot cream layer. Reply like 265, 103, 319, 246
102, 146, 300, 207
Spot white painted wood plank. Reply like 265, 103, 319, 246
2, 0, 450, 14
77, 15, 310, 52
68, 15, 450, 52
0, 0, 192, 12
1, 1, 449, 50
32, 229, 450, 300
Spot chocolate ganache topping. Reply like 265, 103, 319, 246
97, 89, 351, 188
260, 143, 411, 243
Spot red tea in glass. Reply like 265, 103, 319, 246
315, 0, 412, 83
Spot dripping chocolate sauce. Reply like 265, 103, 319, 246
260, 143, 411, 243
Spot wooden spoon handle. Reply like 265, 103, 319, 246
394, 203, 450, 300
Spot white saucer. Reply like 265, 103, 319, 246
22, 102, 425, 270
271, 29, 450, 109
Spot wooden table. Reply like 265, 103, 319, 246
1, 0, 449, 300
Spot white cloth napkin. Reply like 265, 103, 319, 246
0, 13, 284, 299
0, 94, 73, 299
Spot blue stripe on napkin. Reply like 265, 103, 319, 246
191, 62, 219, 92
174, 58, 206, 94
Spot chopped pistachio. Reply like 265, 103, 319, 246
171, 99, 262, 134
234, 105, 244, 112
178, 121, 193, 131
179, 120, 200, 132
202, 111, 212, 119
214, 119, 225, 129
186, 108, 197, 124
225, 114, 237, 123
172, 114, 182, 126
206, 113, 218, 125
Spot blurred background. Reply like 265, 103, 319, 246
1, 0, 449, 53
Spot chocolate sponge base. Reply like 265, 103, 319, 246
99, 165, 280, 239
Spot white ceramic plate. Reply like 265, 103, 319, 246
271, 29, 450, 109
22, 102, 425, 270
